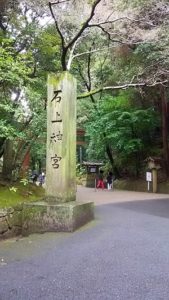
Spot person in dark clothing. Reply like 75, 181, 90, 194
31, 170, 38, 183
107, 171, 113, 190
38, 172, 45, 186
97, 170, 105, 189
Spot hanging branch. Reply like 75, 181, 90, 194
77, 80, 169, 99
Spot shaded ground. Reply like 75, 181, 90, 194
0, 187, 169, 300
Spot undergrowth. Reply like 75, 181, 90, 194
0, 181, 45, 208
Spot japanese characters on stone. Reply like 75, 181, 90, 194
50, 89, 63, 169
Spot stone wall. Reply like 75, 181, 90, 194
114, 179, 169, 194
0, 205, 23, 240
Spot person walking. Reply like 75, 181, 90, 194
107, 171, 113, 190
38, 172, 45, 186
31, 170, 38, 184
97, 170, 105, 190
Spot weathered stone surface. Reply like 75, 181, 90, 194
22, 201, 94, 236
13, 204, 23, 211
0, 208, 14, 217
0, 200, 94, 240
8, 211, 22, 227
46, 72, 76, 203
72, 202, 95, 231
0, 205, 23, 240
0, 211, 7, 218
0, 217, 8, 234
2, 226, 22, 240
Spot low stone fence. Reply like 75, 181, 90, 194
0, 205, 23, 240
114, 179, 169, 194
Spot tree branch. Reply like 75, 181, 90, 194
87, 50, 92, 91
49, 0, 102, 69
72, 45, 119, 60
49, 0, 71, 4
89, 16, 156, 28
77, 81, 169, 99
65, 0, 102, 51
66, 39, 78, 70
49, 1, 67, 69
48, 2, 65, 49
77, 58, 96, 105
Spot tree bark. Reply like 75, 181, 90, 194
161, 86, 169, 175
2, 139, 14, 181
105, 143, 120, 178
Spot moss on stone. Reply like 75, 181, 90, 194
22, 204, 47, 222
8, 211, 22, 227
48, 71, 75, 85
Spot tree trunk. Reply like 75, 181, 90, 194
0, 137, 6, 158
161, 86, 169, 175
105, 144, 120, 178
38, 159, 42, 174
2, 139, 14, 181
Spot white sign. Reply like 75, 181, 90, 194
90, 167, 96, 173
146, 172, 152, 182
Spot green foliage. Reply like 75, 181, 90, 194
0, 120, 16, 138
0, 0, 168, 181
76, 163, 86, 176
9, 187, 18, 193
84, 92, 159, 175
0, 38, 32, 87
20, 178, 29, 186
34, 25, 61, 72
0, 183, 45, 208
0, 5, 61, 177
0, 38, 32, 143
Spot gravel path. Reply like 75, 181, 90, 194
0, 187, 169, 300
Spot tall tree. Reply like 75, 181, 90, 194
0, 1, 60, 180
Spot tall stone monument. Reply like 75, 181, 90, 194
46, 72, 76, 202
22, 72, 94, 235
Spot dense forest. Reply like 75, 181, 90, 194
1, 0, 169, 180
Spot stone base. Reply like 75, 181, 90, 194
0, 207, 23, 240
22, 201, 94, 236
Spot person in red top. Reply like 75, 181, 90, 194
97, 170, 105, 189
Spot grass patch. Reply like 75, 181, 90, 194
0, 182, 45, 208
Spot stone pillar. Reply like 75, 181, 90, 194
46, 72, 76, 203
152, 168, 158, 193
22, 72, 94, 235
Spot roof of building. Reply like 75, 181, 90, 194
82, 161, 104, 166
145, 156, 163, 164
